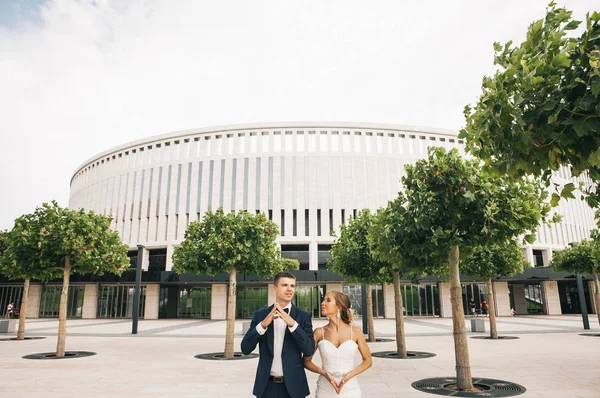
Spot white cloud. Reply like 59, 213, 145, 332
0, 0, 597, 229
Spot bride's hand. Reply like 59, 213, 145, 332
323, 371, 340, 394
336, 374, 350, 394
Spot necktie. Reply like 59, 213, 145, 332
283, 308, 289, 314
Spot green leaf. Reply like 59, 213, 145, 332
591, 78, 600, 98
561, 183, 577, 199
550, 193, 561, 207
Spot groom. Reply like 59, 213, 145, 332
241, 271, 315, 398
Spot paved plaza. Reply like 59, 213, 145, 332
1, 315, 599, 397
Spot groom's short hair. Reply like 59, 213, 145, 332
274, 271, 296, 286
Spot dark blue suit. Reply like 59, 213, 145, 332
241, 304, 315, 398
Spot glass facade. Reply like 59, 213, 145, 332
342, 284, 386, 318
39, 285, 84, 318
294, 285, 325, 318
558, 280, 593, 314
524, 284, 545, 314
177, 287, 211, 318
461, 283, 488, 316
97, 285, 146, 318
401, 284, 440, 317
236, 286, 267, 318
0, 286, 23, 317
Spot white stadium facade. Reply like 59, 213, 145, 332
1, 123, 598, 321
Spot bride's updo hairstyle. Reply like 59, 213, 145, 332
329, 291, 354, 325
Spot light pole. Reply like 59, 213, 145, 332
132, 244, 144, 334
568, 242, 590, 330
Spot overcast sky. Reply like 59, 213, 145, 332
0, 0, 597, 230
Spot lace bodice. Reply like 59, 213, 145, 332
315, 327, 362, 398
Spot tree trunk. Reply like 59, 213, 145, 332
56, 257, 71, 358
486, 279, 498, 339
366, 285, 375, 342
449, 246, 473, 391
16, 278, 30, 340
224, 268, 237, 358
592, 268, 600, 328
393, 271, 407, 358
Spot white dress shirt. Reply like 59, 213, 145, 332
255, 303, 299, 377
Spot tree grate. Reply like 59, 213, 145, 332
0, 337, 46, 341
471, 336, 519, 340
23, 351, 96, 360
372, 350, 436, 359
195, 352, 258, 361
412, 377, 526, 397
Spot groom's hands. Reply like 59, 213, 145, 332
260, 306, 278, 329
273, 303, 296, 328
260, 303, 296, 329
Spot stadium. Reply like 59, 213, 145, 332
2, 123, 597, 321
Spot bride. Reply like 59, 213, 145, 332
304, 291, 372, 397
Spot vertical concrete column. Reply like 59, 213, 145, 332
82, 284, 98, 319
542, 280, 562, 315
381, 284, 395, 319
438, 282, 452, 318
524, 246, 534, 266
211, 284, 227, 320
26, 284, 42, 319
492, 281, 510, 316
144, 284, 160, 320
141, 247, 149, 271
309, 240, 318, 270
512, 284, 528, 315
165, 245, 174, 271
542, 250, 553, 268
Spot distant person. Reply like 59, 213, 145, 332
481, 300, 488, 317
5, 302, 14, 319
510, 308, 515, 317
469, 298, 477, 317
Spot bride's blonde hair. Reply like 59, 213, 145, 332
328, 291, 354, 325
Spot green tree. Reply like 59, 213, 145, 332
369, 198, 445, 358
462, 241, 530, 339
461, 4, 600, 206
396, 148, 550, 391
0, 225, 59, 341
2, 201, 129, 356
550, 238, 600, 326
279, 258, 300, 271
328, 209, 391, 342
172, 209, 282, 359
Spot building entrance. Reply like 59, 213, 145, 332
294, 285, 325, 318
558, 280, 593, 314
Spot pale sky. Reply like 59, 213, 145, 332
0, 0, 597, 230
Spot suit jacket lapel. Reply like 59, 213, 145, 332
267, 305, 275, 355
282, 304, 297, 356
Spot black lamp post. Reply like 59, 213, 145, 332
132, 244, 144, 335
568, 242, 590, 330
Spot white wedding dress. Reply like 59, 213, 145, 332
315, 327, 362, 398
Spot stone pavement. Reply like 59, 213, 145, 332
1, 315, 599, 397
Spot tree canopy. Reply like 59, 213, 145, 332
461, 4, 600, 206
461, 240, 530, 280
2, 201, 129, 279
328, 209, 391, 285
550, 239, 596, 275
399, 148, 551, 259
172, 209, 282, 277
